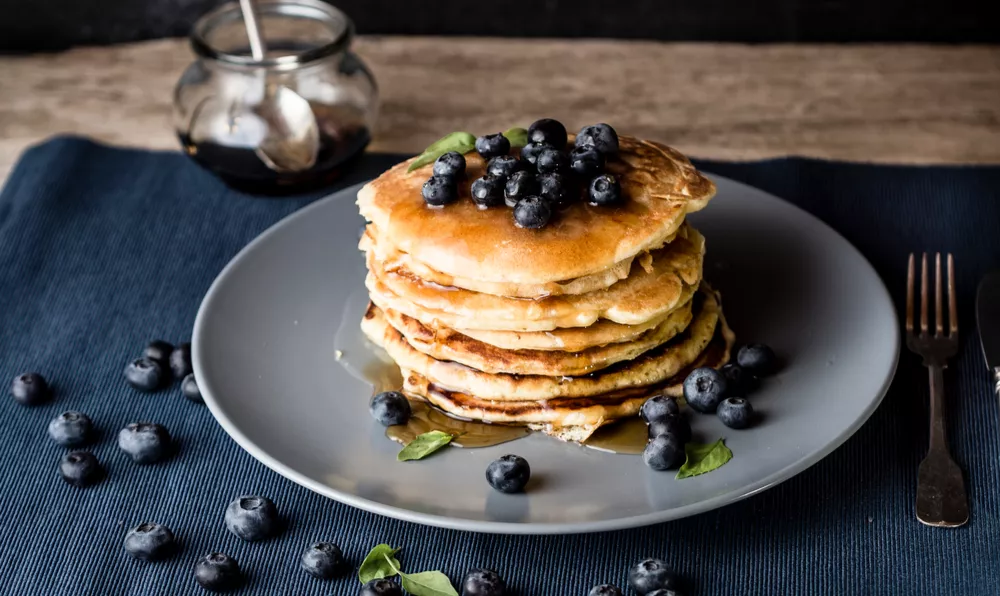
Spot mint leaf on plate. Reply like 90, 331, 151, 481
502, 127, 529, 148
397, 430, 454, 461
676, 438, 733, 479
407, 132, 477, 172
358, 544, 401, 583
400, 570, 460, 596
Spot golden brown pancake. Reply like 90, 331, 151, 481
357, 135, 715, 286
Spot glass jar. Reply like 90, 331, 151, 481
174, 0, 378, 194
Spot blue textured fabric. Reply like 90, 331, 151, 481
2, 136, 1000, 596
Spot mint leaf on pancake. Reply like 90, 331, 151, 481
407, 132, 476, 172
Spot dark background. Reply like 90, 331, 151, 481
1, 0, 996, 53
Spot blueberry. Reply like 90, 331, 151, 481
588, 174, 622, 206
370, 391, 411, 426
11, 372, 51, 406
535, 147, 569, 174
60, 451, 102, 487
513, 196, 552, 229
170, 343, 193, 379
300, 541, 347, 579
576, 123, 620, 156
504, 170, 539, 207
433, 151, 467, 178
422, 175, 458, 207
225, 495, 279, 541
486, 155, 523, 178
182, 373, 204, 404
144, 340, 174, 368
195, 552, 241, 592
648, 414, 691, 445
589, 585, 624, 596
360, 578, 403, 596
737, 344, 777, 376
569, 146, 605, 178
118, 422, 171, 464
642, 435, 684, 471
471, 175, 506, 209
461, 568, 506, 596
720, 363, 758, 396
682, 367, 728, 414
486, 454, 530, 493
537, 172, 575, 209
717, 397, 755, 429
124, 522, 176, 561
640, 395, 680, 423
124, 358, 164, 392
527, 118, 567, 148
520, 142, 553, 167
475, 133, 511, 160
48, 411, 93, 447
628, 558, 680, 594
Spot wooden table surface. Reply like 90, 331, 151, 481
1, 38, 999, 183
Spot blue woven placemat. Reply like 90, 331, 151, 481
2, 136, 1000, 595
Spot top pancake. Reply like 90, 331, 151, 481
357, 135, 715, 286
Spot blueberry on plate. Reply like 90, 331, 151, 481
11, 372, 52, 406
486, 155, 522, 178
513, 196, 552, 229
461, 568, 506, 596
124, 358, 164, 392
737, 343, 777, 376
486, 454, 531, 493
537, 171, 575, 209
682, 367, 728, 414
144, 340, 174, 368
640, 395, 680, 423
422, 175, 459, 207
195, 552, 241, 592
360, 578, 403, 596
717, 397, 755, 429
124, 522, 176, 561
588, 174, 622, 206
642, 435, 684, 471
370, 391, 411, 426
520, 142, 553, 167
170, 343, 193, 379
648, 414, 691, 445
300, 541, 347, 579
527, 118, 567, 148
535, 147, 569, 174
60, 451, 103, 487
118, 422, 171, 464
433, 151, 467, 178
569, 145, 604, 178
504, 170, 540, 207
589, 584, 624, 596
628, 558, 680, 595
576, 123, 620, 156
181, 373, 204, 404
225, 495, 280, 541
475, 133, 511, 160
48, 411, 94, 447
720, 363, 758, 396
471, 175, 506, 209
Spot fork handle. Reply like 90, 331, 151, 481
928, 364, 948, 451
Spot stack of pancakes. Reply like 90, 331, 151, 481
357, 135, 733, 440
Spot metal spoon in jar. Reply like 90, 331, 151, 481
239, 0, 320, 172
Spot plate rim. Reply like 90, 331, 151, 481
192, 175, 900, 535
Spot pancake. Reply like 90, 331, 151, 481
379, 295, 694, 376
361, 288, 722, 401
357, 135, 715, 286
366, 225, 705, 332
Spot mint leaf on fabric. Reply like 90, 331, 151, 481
676, 438, 733, 479
358, 544, 401, 583
400, 570, 459, 596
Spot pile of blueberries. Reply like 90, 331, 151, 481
641, 343, 778, 471
421, 119, 624, 229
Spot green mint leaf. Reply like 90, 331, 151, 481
357, 544, 401, 583
399, 570, 459, 596
407, 132, 477, 172
676, 438, 733, 479
502, 127, 529, 148
397, 430, 454, 461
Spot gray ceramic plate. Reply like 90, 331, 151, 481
192, 175, 899, 534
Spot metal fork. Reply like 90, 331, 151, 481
905, 252, 968, 527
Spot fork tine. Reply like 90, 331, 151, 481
920, 252, 929, 334
948, 253, 958, 336
935, 253, 943, 337
906, 253, 915, 332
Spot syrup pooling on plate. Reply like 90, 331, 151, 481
386, 400, 530, 449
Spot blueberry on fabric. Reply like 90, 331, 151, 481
124, 358, 164, 392
170, 343, 193, 379
118, 422, 171, 464
60, 451, 103, 487
360, 578, 403, 596
48, 411, 94, 447
300, 541, 347, 579
589, 585, 624, 596
628, 558, 680, 594
224, 495, 280, 541
195, 552, 241, 592
181, 373, 204, 404
123, 522, 176, 561
10, 372, 51, 406
461, 568, 506, 596
144, 340, 174, 368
